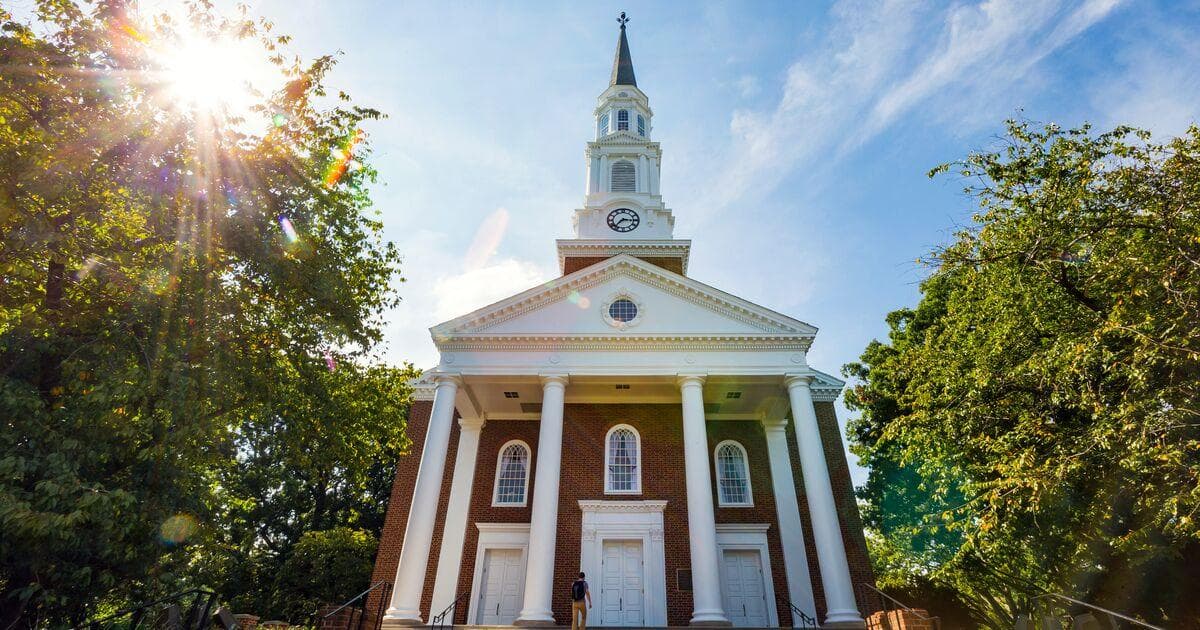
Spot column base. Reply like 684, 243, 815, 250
690, 611, 732, 627
822, 609, 867, 629
514, 612, 557, 626
380, 614, 425, 628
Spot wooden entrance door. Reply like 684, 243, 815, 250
722, 549, 769, 627
600, 540, 644, 626
477, 548, 524, 625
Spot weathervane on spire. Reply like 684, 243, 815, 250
617, 12, 629, 28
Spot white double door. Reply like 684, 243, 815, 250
600, 540, 645, 627
477, 548, 525, 625
722, 550, 770, 627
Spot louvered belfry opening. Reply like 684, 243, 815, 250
611, 160, 636, 192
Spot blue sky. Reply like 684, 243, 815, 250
234, 0, 1197, 483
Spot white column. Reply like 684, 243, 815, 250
599, 155, 609, 192
515, 374, 569, 625
385, 374, 461, 625
785, 375, 865, 628
678, 374, 731, 626
638, 154, 648, 193
430, 416, 486, 617
761, 418, 818, 626
585, 156, 592, 194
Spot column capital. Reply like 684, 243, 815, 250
431, 372, 463, 387
783, 373, 814, 390
458, 416, 486, 432
539, 373, 569, 387
676, 373, 707, 388
760, 417, 789, 433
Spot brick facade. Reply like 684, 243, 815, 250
563, 255, 685, 275
369, 399, 876, 625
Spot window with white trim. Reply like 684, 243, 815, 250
637, 114, 645, 136
605, 425, 641, 493
611, 160, 636, 192
617, 109, 629, 131
493, 441, 531, 506
599, 112, 610, 136
715, 441, 752, 506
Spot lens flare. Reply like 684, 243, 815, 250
324, 128, 366, 188
566, 290, 590, 309
324, 349, 337, 372
159, 514, 198, 546
278, 215, 299, 243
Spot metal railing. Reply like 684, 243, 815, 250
859, 583, 941, 630
80, 588, 219, 629
319, 580, 391, 630
781, 598, 819, 629
1019, 593, 1165, 630
430, 591, 469, 630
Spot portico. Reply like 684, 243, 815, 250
384, 360, 863, 628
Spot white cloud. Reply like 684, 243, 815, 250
705, 0, 1125, 213
734, 75, 761, 98
1089, 23, 1200, 138
432, 258, 547, 323
376, 221, 552, 369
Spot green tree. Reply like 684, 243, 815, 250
272, 527, 378, 623
0, 1, 407, 625
195, 360, 416, 621
845, 122, 1200, 628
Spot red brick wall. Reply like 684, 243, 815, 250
368, 398, 876, 623
815, 401, 878, 615
366, 399, 461, 616
452, 420, 543, 623
562, 256, 686, 275
706, 421, 792, 626
546, 404, 694, 626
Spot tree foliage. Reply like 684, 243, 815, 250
0, 1, 411, 625
845, 122, 1200, 628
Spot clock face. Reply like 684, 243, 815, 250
606, 208, 640, 233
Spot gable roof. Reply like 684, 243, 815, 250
430, 254, 817, 349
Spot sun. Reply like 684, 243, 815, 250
157, 32, 282, 122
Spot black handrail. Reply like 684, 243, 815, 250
80, 588, 218, 629
320, 580, 392, 630
782, 598, 819, 629
431, 591, 469, 630
1027, 593, 1165, 630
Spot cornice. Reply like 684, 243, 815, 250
435, 334, 813, 352
578, 499, 668, 513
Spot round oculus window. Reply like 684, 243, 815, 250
608, 298, 638, 323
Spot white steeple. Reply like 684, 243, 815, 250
557, 14, 690, 276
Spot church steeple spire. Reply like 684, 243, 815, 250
610, 12, 637, 87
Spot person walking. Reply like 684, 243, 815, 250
571, 571, 592, 630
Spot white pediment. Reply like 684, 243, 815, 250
430, 255, 816, 346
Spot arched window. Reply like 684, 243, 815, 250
605, 425, 641, 494
493, 441, 531, 506
617, 109, 629, 131
637, 114, 646, 137
715, 441, 752, 506
598, 112, 610, 137
611, 161, 636, 192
